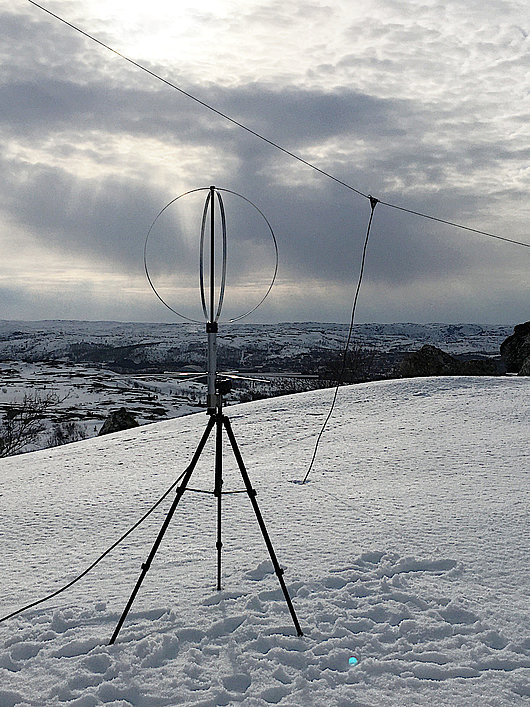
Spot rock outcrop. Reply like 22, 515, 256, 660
519, 357, 530, 376
98, 407, 139, 436
457, 358, 500, 375
400, 345, 458, 377
500, 322, 530, 375
399, 345, 498, 378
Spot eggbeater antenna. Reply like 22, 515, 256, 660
143, 186, 278, 325
199, 188, 227, 323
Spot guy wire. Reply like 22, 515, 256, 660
301, 196, 378, 484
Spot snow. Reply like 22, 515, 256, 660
0, 360, 204, 450
0, 376, 528, 706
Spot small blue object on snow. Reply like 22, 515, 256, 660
349, 656, 359, 666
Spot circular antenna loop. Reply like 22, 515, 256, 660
144, 186, 278, 323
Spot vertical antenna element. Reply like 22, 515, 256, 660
199, 187, 228, 325
199, 190, 211, 322
210, 185, 215, 322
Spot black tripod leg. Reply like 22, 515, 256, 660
222, 416, 303, 637
109, 416, 216, 645
214, 412, 223, 591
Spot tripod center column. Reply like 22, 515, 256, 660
206, 321, 218, 413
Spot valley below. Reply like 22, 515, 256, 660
0, 320, 513, 454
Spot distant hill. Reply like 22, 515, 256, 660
0, 321, 513, 455
0, 321, 511, 374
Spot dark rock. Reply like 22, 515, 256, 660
400, 345, 459, 377
458, 358, 499, 375
98, 407, 139, 436
399, 344, 499, 378
500, 322, 530, 374
518, 355, 530, 376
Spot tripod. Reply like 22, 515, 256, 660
109, 378, 303, 644
121, 186, 302, 645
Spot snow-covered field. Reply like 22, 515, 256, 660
0, 376, 528, 706
0, 361, 205, 446
0, 361, 320, 453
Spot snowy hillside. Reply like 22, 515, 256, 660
1, 377, 528, 706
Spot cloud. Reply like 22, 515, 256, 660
0, 1, 528, 324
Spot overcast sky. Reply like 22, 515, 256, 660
1, 0, 528, 324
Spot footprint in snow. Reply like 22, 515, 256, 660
260, 684, 290, 704
222, 673, 251, 692
207, 615, 246, 638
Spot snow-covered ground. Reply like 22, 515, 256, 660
0, 376, 528, 706
0, 361, 205, 446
